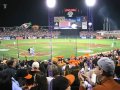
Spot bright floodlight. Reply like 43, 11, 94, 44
85, 0, 96, 7
71, 24, 77, 29
88, 22, 92, 26
46, 0, 56, 8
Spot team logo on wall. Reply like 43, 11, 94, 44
67, 11, 73, 17
64, 8, 78, 18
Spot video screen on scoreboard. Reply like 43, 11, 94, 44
54, 17, 82, 29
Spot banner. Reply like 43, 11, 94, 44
82, 22, 87, 29
54, 16, 65, 22
3, 36, 10, 40
16, 37, 23, 40
81, 16, 87, 29
96, 36, 103, 39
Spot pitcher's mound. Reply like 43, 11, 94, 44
20, 52, 50, 57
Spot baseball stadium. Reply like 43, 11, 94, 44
0, 7, 120, 60
1, 0, 120, 90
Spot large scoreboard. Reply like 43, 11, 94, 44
54, 8, 87, 29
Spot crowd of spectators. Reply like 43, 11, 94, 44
1, 27, 120, 40
79, 31, 98, 39
0, 49, 120, 90
79, 31, 120, 39
0, 28, 61, 39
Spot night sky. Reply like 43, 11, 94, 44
0, 0, 120, 30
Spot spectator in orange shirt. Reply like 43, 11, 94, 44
93, 57, 120, 90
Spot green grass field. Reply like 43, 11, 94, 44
0, 39, 120, 60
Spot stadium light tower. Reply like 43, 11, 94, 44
46, 0, 56, 8
85, 0, 96, 7
85, 0, 96, 51
85, 0, 96, 31
46, 0, 56, 60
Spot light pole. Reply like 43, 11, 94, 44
71, 24, 78, 57
85, 0, 96, 31
46, 0, 56, 60
85, 0, 96, 50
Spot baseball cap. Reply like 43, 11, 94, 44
97, 57, 115, 75
32, 61, 39, 68
16, 69, 32, 79
65, 74, 75, 85
52, 76, 69, 90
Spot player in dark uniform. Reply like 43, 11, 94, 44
28, 48, 30, 54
